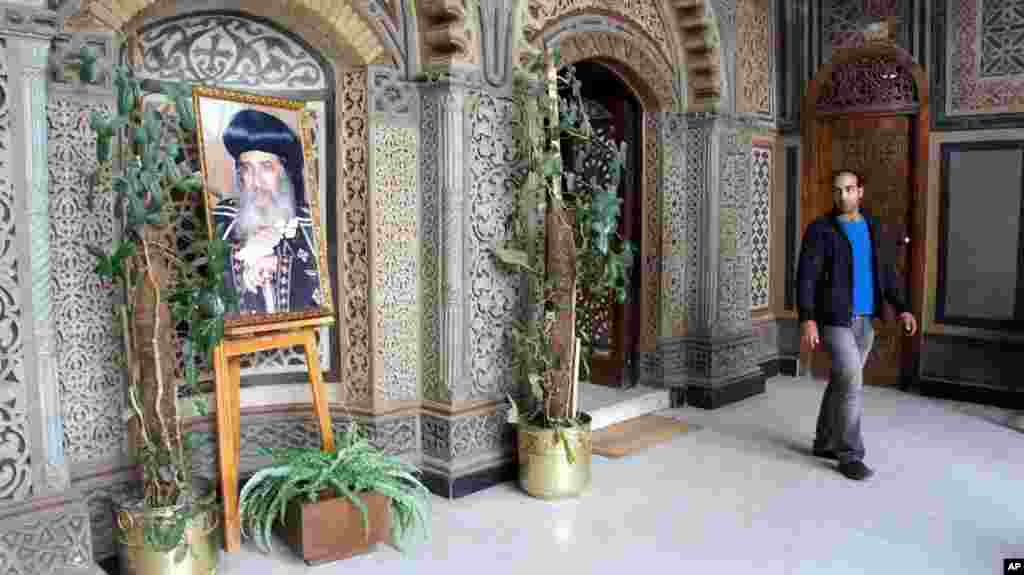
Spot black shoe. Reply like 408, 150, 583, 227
812, 448, 838, 460
837, 460, 874, 481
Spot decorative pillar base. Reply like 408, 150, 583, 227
420, 402, 516, 499
0, 495, 105, 575
660, 332, 766, 410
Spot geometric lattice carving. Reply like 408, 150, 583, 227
137, 14, 327, 89
661, 113, 687, 337
187, 413, 419, 480
950, 0, 1024, 113
684, 121, 711, 332
419, 94, 442, 402
816, 55, 917, 113
0, 40, 30, 501
338, 69, 371, 404
421, 407, 513, 462
822, 0, 903, 62
0, 505, 94, 574
641, 112, 661, 349
824, 0, 868, 57
715, 129, 752, 336
371, 125, 418, 402
467, 92, 522, 399
979, 0, 1024, 78
48, 96, 125, 465
750, 145, 771, 310
736, 0, 773, 116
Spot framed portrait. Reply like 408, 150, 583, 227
193, 86, 334, 331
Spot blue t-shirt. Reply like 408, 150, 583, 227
839, 218, 874, 316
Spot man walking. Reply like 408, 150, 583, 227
796, 169, 918, 481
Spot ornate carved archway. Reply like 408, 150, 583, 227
801, 44, 930, 386
542, 28, 674, 354
65, 0, 393, 67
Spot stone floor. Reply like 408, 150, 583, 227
203, 376, 1024, 574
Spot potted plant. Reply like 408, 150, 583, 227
496, 48, 635, 499
237, 422, 431, 565
77, 37, 236, 574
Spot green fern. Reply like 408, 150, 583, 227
238, 423, 431, 555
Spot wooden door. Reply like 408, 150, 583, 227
562, 62, 643, 388
806, 115, 914, 387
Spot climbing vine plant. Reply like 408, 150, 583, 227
498, 48, 636, 432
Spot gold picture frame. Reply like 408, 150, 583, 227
193, 86, 334, 332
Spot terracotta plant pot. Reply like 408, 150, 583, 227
276, 491, 391, 566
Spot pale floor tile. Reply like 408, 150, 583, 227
216, 376, 1024, 574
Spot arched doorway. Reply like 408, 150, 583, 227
800, 44, 929, 389
560, 60, 644, 388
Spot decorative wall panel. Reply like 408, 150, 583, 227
716, 128, 753, 335
338, 69, 372, 403
736, 0, 774, 118
421, 406, 513, 462
642, 112, 661, 349
371, 125, 419, 401
467, 92, 522, 399
660, 113, 687, 337
137, 13, 327, 90
189, 412, 419, 479
935, 0, 1024, 128
978, 0, 1024, 78
684, 120, 711, 331
819, 0, 908, 62
48, 96, 124, 465
419, 92, 442, 402
0, 39, 30, 501
750, 145, 771, 309
0, 503, 94, 574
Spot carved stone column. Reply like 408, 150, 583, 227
660, 114, 765, 409
419, 83, 516, 498
438, 88, 466, 400
0, 14, 106, 573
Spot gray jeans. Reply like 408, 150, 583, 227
813, 316, 874, 464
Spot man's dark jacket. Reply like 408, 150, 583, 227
796, 208, 908, 327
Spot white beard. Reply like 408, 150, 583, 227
237, 171, 296, 242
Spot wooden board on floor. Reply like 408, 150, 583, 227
592, 415, 696, 458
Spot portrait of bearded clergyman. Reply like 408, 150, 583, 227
212, 109, 322, 317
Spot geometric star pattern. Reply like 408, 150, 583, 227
980, 0, 1024, 78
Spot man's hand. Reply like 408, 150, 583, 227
801, 320, 820, 351
898, 312, 918, 336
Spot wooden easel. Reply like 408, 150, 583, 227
213, 315, 335, 552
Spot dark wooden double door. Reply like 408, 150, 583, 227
561, 61, 642, 388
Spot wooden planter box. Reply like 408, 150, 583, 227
276, 491, 391, 566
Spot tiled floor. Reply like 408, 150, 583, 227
213, 376, 1024, 574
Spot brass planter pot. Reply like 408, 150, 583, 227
517, 413, 592, 499
115, 501, 220, 575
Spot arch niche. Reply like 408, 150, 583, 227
800, 44, 929, 389
63, 0, 403, 403
535, 30, 677, 383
